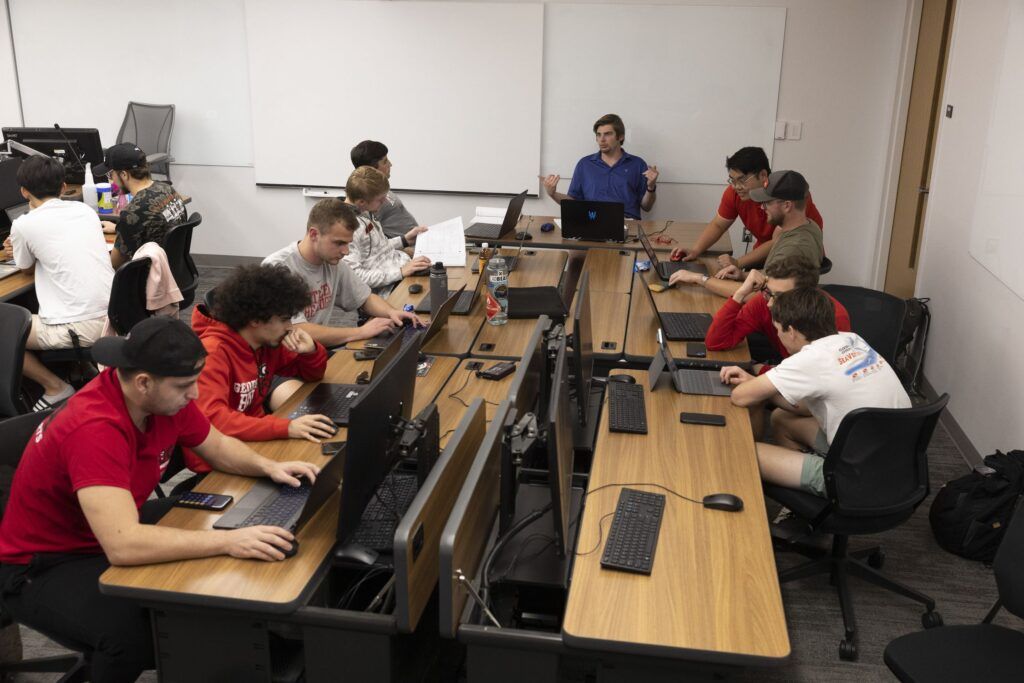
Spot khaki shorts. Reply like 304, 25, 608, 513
798, 429, 831, 497
31, 315, 107, 350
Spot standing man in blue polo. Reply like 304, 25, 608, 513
542, 113, 659, 219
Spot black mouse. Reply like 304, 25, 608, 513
408, 283, 423, 294
540, 222, 555, 232
282, 538, 299, 558
333, 543, 379, 567
702, 493, 744, 512
514, 231, 533, 241
607, 375, 636, 384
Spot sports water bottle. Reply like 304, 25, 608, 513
485, 255, 509, 326
429, 261, 447, 314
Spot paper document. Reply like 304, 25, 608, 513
414, 216, 467, 267
470, 206, 507, 225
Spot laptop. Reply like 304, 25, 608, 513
4, 203, 29, 224
415, 268, 485, 315
561, 200, 626, 242
637, 223, 705, 280
636, 272, 712, 341
288, 335, 402, 426
649, 329, 732, 397
464, 191, 527, 240
213, 441, 346, 531
372, 285, 466, 349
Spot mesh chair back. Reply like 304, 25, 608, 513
0, 304, 32, 417
994, 501, 1024, 619
0, 411, 53, 520
117, 102, 175, 178
163, 213, 202, 308
108, 257, 153, 335
822, 285, 906, 366
824, 394, 948, 518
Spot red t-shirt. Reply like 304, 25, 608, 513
717, 186, 824, 248
0, 368, 210, 564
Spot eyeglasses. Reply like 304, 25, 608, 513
726, 173, 754, 188
761, 286, 778, 301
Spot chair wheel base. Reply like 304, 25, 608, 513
839, 638, 858, 661
867, 549, 885, 569
922, 610, 943, 629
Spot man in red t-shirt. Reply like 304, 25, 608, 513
0, 317, 319, 682
670, 146, 824, 272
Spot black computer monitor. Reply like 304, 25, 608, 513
507, 315, 552, 419
546, 344, 575, 559
2, 127, 104, 185
336, 337, 420, 544
571, 272, 594, 425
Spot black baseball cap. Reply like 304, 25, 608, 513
92, 317, 206, 377
748, 170, 809, 203
94, 143, 147, 176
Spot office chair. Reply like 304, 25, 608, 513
765, 394, 949, 661
116, 101, 175, 182
884, 500, 1024, 682
0, 303, 33, 417
0, 410, 88, 682
163, 213, 202, 308
821, 284, 906, 367
107, 257, 153, 335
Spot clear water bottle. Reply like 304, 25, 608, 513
485, 255, 508, 326
428, 261, 447, 314
81, 162, 98, 210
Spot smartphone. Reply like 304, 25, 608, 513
173, 491, 233, 511
686, 342, 707, 358
363, 342, 385, 351
354, 349, 380, 361
321, 441, 345, 456
478, 361, 516, 380
680, 412, 726, 427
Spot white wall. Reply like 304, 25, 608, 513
915, 0, 1024, 455
3, 0, 914, 291
0, 2, 21, 127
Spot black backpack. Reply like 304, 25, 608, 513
895, 297, 930, 395
929, 450, 1024, 563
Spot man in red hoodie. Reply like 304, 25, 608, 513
188, 264, 334, 474
704, 255, 850, 372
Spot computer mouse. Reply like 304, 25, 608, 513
702, 493, 744, 512
515, 231, 533, 241
282, 538, 299, 559
607, 375, 636, 384
540, 222, 555, 232
333, 543, 379, 567
670, 252, 683, 262
408, 283, 423, 294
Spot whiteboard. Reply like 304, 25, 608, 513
246, 0, 544, 194
9, 0, 253, 167
542, 4, 786, 185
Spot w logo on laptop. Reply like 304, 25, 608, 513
587, 210, 597, 221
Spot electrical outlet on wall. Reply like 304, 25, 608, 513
786, 121, 803, 140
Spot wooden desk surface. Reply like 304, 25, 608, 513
99, 350, 458, 611
562, 369, 789, 663
1, 232, 116, 303
492, 216, 732, 255
581, 248, 636, 294
435, 359, 522, 449
624, 263, 750, 364
567, 289, 628, 361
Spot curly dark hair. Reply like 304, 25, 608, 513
211, 264, 310, 330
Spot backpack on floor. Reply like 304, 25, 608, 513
929, 450, 1024, 563
895, 297, 931, 395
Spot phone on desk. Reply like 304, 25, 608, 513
686, 342, 707, 358
354, 349, 380, 361
173, 491, 233, 511
321, 441, 345, 456
680, 412, 726, 427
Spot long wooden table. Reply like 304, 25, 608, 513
1, 232, 117, 303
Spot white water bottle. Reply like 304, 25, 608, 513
81, 162, 98, 210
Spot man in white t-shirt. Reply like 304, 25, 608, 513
721, 287, 911, 497
262, 199, 422, 347
2, 156, 114, 409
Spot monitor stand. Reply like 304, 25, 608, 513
570, 384, 604, 456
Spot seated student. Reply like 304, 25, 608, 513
722, 288, 911, 497
263, 198, 422, 347
669, 170, 824, 298
96, 143, 188, 268
0, 317, 318, 682
342, 166, 430, 290
698, 255, 850, 369
542, 113, 659, 219
350, 140, 420, 239
3, 155, 113, 409
670, 146, 824, 270
187, 264, 335, 475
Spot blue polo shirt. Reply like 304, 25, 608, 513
567, 150, 649, 219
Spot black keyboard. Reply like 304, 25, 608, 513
415, 289, 475, 315
606, 381, 648, 434
675, 369, 732, 397
674, 358, 752, 372
656, 261, 704, 280
600, 488, 665, 575
661, 312, 712, 341
240, 481, 312, 529
290, 386, 362, 425
465, 223, 506, 239
349, 472, 420, 551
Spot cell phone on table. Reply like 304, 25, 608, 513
173, 491, 233, 511
680, 412, 726, 427
686, 342, 707, 358
321, 441, 345, 456
354, 349, 380, 361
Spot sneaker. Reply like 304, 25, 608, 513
33, 385, 74, 412
772, 507, 795, 525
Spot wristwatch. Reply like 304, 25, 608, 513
647, 185, 656, 192
700, 274, 710, 285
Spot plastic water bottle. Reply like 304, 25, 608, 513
81, 162, 98, 210
429, 261, 447, 314
485, 255, 509, 326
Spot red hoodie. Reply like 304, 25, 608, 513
705, 292, 851, 372
186, 304, 328, 473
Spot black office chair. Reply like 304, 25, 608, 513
116, 101, 175, 182
107, 257, 153, 335
0, 303, 33, 417
0, 410, 88, 682
819, 255, 833, 275
765, 394, 950, 661
884, 501, 1024, 682
822, 284, 906, 366
163, 212, 202, 309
